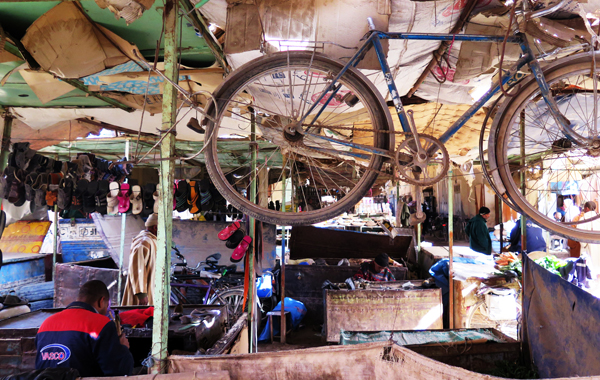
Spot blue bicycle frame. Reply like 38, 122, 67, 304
300, 28, 585, 158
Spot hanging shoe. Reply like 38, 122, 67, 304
231, 236, 252, 263
188, 181, 200, 214
130, 185, 143, 215
107, 182, 120, 215
24, 172, 39, 204
268, 201, 275, 210
218, 221, 241, 241
33, 173, 48, 208
142, 183, 156, 216
83, 180, 98, 214
95, 180, 109, 214
198, 179, 213, 212
57, 178, 73, 211
225, 229, 245, 249
118, 183, 131, 213
70, 179, 88, 211
175, 180, 190, 212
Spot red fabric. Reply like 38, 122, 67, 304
119, 307, 154, 327
38, 308, 109, 336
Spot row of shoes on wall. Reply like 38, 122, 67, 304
0, 142, 132, 213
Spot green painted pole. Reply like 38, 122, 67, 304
117, 140, 130, 305
248, 110, 257, 352
0, 113, 13, 210
151, 0, 178, 373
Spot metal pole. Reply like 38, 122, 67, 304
52, 205, 58, 280
248, 111, 258, 352
520, 110, 527, 252
499, 197, 504, 252
151, 0, 178, 373
280, 157, 287, 344
448, 169, 454, 329
117, 139, 129, 305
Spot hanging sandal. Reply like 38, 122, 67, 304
107, 182, 120, 215
188, 181, 200, 214
225, 229, 245, 249
218, 221, 241, 241
95, 180, 109, 214
231, 235, 252, 263
175, 180, 190, 212
118, 183, 131, 213
130, 185, 143, 215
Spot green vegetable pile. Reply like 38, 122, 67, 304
534, 255, 567, 275
494, 259, 522, 278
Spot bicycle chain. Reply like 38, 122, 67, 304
305, 124, 410, 135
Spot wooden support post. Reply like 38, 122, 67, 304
117, 140, 129, 305
0, 112, 12, 175
448, 168, 454, 329
151, 0, 178, 373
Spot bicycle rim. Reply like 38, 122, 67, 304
204, 51, 391, 226
466, 300, 520, 340
492, 52, 600, 242
208, 288, 245, 322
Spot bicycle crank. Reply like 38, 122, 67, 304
395, 133, 449, 186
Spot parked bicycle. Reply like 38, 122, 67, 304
465, 274, 522, 340
170, 249, 245, 323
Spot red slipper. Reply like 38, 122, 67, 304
231, 235, 252, 263
218, 221, 240, 241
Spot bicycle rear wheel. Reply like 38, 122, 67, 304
490, 52, 600, 242
208, 287, 245, 323
203, 51, 392, 226
466, 300, 521, 340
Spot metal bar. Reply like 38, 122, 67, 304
436, 55, 531, 145
305, 132, 391, 157
151, 0, 178, 374
499, 197, 504, 252
52, 205, 58, 280
179, 0, 230, 73
407, 0, 480, 97
372, 36, 412, 133
62, 79, 134, 112
280, 157, 287, 345
380, 32, 521, 43
448, 169, 454, 329
117, 140, 130, 305
520, 110, 527, 252
248, 111, 258, 352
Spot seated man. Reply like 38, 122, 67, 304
354, 252, 396, 282
35, 280, 133, 377
508, 218, 547, 253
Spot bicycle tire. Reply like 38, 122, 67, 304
207, 287, 245, 322
466, 300, 521, 340
490, 52, 600, 242
203, 51, 392, 226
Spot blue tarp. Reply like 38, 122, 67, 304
258, 297, 306, 342
523, 253, 600, 377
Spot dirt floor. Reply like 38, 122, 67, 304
257, 323, 327, 352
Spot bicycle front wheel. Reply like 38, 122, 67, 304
203, 51, 392, 226
490, 52, 600, 242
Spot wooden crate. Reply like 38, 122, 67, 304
324, 285, 443, 342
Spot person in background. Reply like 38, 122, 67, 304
508, 218, 547, 253
122, 213, 158, 306
354, 252, 396, 281
35, 280, 133, 376
465, 207, 492, 255
576, 201, 600, 276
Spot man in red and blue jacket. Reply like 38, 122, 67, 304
35, 280, 133, 377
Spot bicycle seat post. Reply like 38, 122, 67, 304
367, 17, 376, 31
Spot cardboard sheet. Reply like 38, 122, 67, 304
22, 2, 138, 79
95, 0, 155, 25
19, 70, 76, 104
